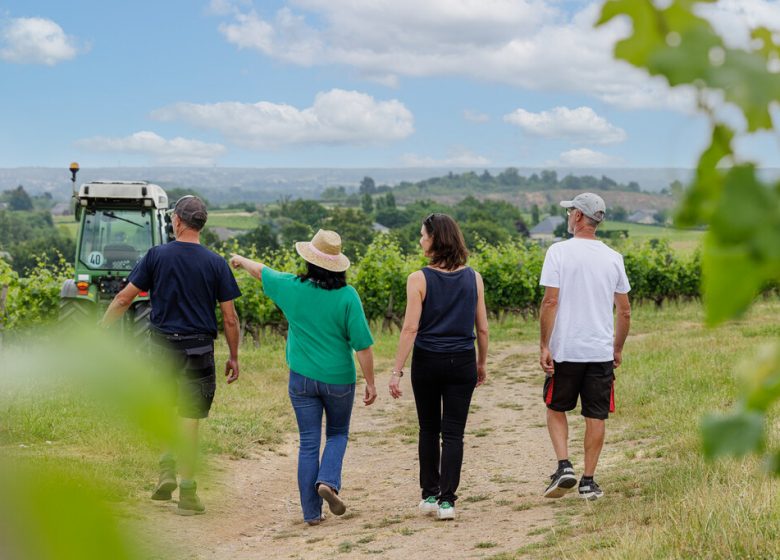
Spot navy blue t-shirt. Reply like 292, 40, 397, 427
127, 241, 241, 338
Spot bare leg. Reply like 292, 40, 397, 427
546, 409, 569, 461
583, 418, 605, 477
179, 418, 200, 480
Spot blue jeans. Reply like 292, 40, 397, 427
288, 370, 355, 522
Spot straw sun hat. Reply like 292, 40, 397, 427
295, 229, 351, 272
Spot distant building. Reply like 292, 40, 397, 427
530, 216, 565, 241
627, 210, 657, 225
51, 202, 72, 216
372, 222, 390, 234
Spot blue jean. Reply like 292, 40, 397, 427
288, 370, 355, 522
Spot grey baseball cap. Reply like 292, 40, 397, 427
173, 195, 208, 230
560, 192, 606, 223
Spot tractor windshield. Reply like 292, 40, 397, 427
79, 209, 153, 271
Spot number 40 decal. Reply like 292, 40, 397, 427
87, 251, 104, 267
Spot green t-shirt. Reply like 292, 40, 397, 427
261, 267, 374, 384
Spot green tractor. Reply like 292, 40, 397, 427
59, 163, 174, 334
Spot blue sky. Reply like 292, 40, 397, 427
1, 0, 779, 169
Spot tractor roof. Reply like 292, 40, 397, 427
77, 181, 168, 209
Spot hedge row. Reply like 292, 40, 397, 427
0, 238, 704, 338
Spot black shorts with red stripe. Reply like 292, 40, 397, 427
543, 361, 615, 420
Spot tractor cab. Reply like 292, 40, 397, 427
60, 168, 174, 332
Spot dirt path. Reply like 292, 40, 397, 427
133, 343, 602, 559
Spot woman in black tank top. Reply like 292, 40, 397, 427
388, 213, 489, 520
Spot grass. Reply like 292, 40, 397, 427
205, 210, 259, 231
600, 221, 704, 254
508, 298, 780, 559
2, 297, 779, 559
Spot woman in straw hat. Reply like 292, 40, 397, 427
388, 213, 489, 521
230, 229, 377, 526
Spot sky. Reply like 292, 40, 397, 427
1, 0, 780, 169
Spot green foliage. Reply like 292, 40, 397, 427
230, 224, 279, 253
1, 329, 180, 558
352, 236, 422, 327
469, 241, 545, 316
164, 187, 209, 207
2, 185, 33, 211
0, 257, 72, 332
0, 210, 75, 274
622, 240, 700, 306
324, 208, 375, 261
598, 0, 780, 472
221, 241, 302, 340
390, 168, 644, 199
274, 198, 329, 228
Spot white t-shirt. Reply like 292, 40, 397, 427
539, 238, 630, 362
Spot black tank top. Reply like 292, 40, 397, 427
415, 266, 477, 353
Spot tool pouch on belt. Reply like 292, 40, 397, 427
182, 344, 215, 371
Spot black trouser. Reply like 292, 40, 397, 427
411, 346, 477, 505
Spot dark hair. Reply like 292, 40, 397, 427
423, 213, 468, 270
297, 261, 347, 290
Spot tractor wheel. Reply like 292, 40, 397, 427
131, 301, 152, 338
58, 298, 94, 327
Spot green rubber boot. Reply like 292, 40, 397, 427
176, 480, 205, 516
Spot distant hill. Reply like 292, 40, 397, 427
2, 166, 777, 206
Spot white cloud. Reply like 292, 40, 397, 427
76, 131, 227, 166
504, 106, 626, 144
151, 89, 414, 149
550, 148, 622, 167
400, 149, 490, 167
464, 110, 490, 123
696, 0, 780, 49
211, 1, 696, 110
0, 17, 81, 65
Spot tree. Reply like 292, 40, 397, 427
461, 220, 510, 247
553, 220, 569, 239
321, 186, 347, 201
165, 188, 210, 207
375, 208, 411, 229
498, 167, 520, 186
610, 205, 628, 221
359, 176, 376, 195
5, 185, 33, 211
278, 199, 328, 228
531, 204, 540, 226
233, 224, 278, 252
280, 220, 312, 246
361, 194, 374, 214
325, 208, 375, 261
540, 170, 558, 188
653, 209, 669, 225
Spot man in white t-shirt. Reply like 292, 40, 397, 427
538, 192, 631, 501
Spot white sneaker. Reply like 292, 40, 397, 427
418, 496, 438, 514
436, 501, 455, 520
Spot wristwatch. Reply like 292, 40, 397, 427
391, 369, 404, 377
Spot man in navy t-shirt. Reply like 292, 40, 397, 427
101, 195, 241, 516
